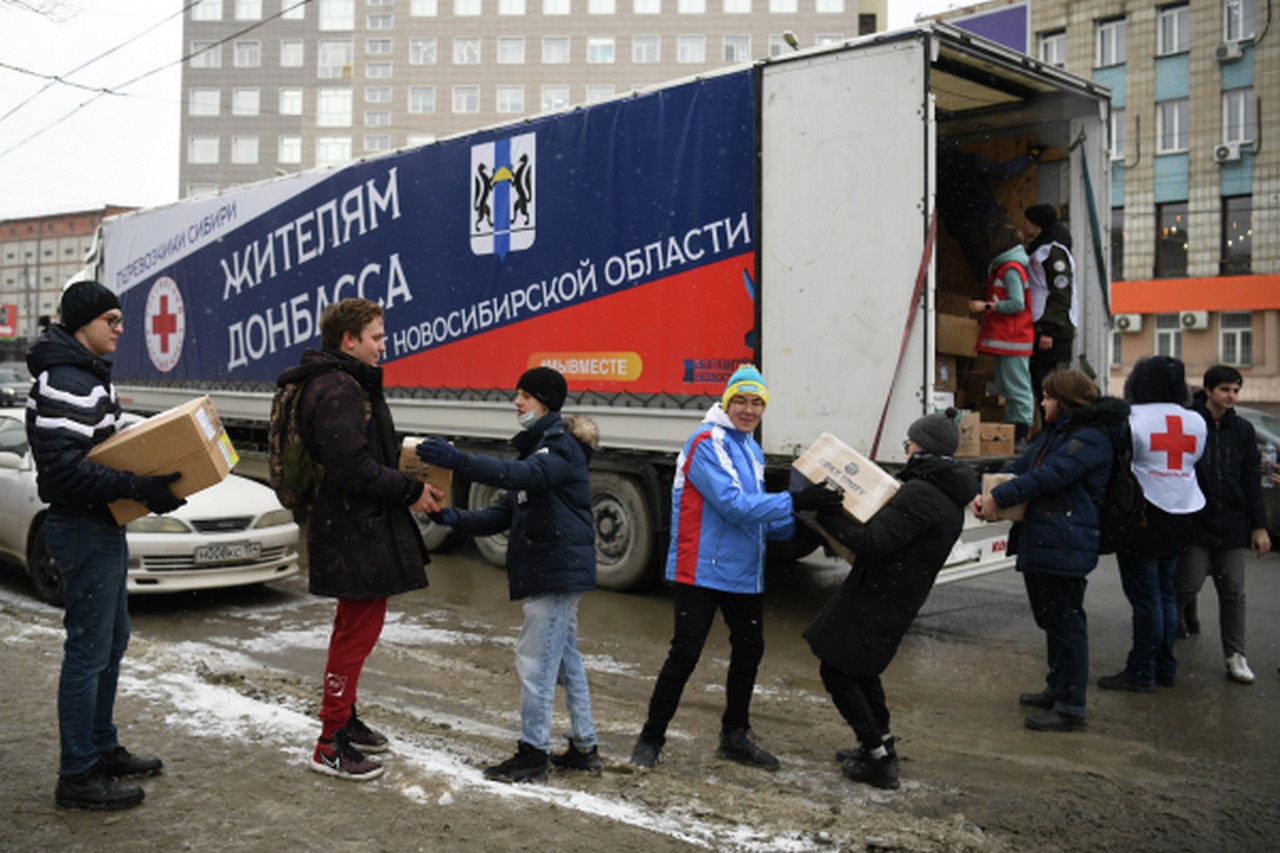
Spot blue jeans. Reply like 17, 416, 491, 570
1023, 571, 1089, 717
516, 592, 596, 753
46, 512, 130, 776
1117, 552, 1180, 684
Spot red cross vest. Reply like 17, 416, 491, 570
976, 260, 1034, 357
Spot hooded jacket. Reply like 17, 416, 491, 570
977, 243, 1034, 357
803, 453, 977, 676
665, 403, 795, 594
1189, 391, 1268, 550
449, 410, 599, 601
281, 347, 428, 599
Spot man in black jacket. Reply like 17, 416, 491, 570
27, 281, 185, 810
1176, 365, 1271, 684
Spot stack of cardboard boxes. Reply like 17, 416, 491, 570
933, 291, 1016, 458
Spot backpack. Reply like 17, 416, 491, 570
267, 377, 322, 511
1097, 424, 1146, 554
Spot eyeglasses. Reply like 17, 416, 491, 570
903, 439, 913, 453
101, 313, 124, 331
728, 396, 766, 411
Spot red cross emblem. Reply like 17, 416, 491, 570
1150, 414, 1197, 470
151, 295, 178, 354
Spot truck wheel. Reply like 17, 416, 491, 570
592, 472, 654, 591
27, 519, 64, 607
468, 482, 509, 567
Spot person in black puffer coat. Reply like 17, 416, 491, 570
978, 369, 1129, 732
804, 410, 977, 790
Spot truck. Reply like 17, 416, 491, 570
83, 23, 1114, 591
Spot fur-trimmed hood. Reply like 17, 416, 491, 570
563, 414, 599, 452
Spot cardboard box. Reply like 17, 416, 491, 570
936, 313, 980, 357
399, 438, 454, 508
88, 396, 238, 524
955, 411, 981, 458
936, 291, 975, 317
980, 423, 1016, 457
796, 513, 857, 565
981, 473, 1027, 521
934, 354, 958, 392
790, 432, 901, 524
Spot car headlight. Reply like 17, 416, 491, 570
126, 516, 193, 533
254, 508, 296, 529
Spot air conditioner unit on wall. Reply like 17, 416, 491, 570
1214, 142, 1242, 164
1216, 41, 1244, 62
1114, 313, 1143, 333
1181, 310, 1210, 330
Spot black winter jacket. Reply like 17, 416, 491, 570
803, 454, 977, 676
450, 411, 598, 601
25, 325, 136, 519
281, 348, 428, 599
1189, 393, 1268, 549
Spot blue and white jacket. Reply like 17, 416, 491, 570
665, 404, 795, 594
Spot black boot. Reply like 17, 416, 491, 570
56, 762, 145, 810
99, 745, 163, 777
483, 741, 548, 783
717, 727, 779, 771
550, 737, 602, 773
841, 741, 899, 790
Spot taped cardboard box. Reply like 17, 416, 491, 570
936, 313, 980, 357
955, 411, 981, 458
399, 438, 454, 507
790, 433, 902, 565
980, 423, 1015, 456
981, 473, 1027, 521
88, 396, 238, 525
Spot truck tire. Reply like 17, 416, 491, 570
592, 472, 654, 591
412, 511, 463, 553
468, 481, 509, 567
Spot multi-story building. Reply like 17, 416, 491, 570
179, 0, 885, 194
0, 206, 133, 356
933, 0, 1278, 403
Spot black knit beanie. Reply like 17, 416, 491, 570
59, 281, 120, 333
908, 408, 960, 456
517, 366, 567, 412
1025, 204, 1058, 230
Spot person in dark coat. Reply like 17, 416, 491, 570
1176, 365, 1271, 684
804, 410, 977, 790
977, 369, 1129, 732
278, 298, 441, 782
417, 367, 602, 783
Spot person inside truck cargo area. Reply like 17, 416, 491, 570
416, 366, 602, 784
970, 223, 1035, 452
1022, 203, 1077, 408
280, 297, 443, 782
27, 281, 184, 810
629, 365, 842, 772
1098, 356, 1206, 694
804, 410, 977, 789
975, 369, 1129, 733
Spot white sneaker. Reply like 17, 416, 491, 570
1226, 653, 1255, 684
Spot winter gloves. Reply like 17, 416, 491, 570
416, 438, 462, 469
131, 471, 185, 515
790, 482, 844, 512
428, 508, 460, 528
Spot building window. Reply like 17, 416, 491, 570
542, 84, 570, 110
233, 41, 262, 67
1111, 208, 1125, 282
544, 0, 570, 13
498, 37, 526, 64
587, 37, 616, 63
496, 85, 525, 113
1039, 30, 1065, 66
499, 0, 527, 12
724, 34, 750, 62
586, 84, 615, 103
316, 136, 353, 167
588, 0, 616, 11
1223, 89, 1255, 144
724, 0, 750, 11
1111, 328, 1123, 368
364, 111, 391, 126
1158, 5, 1189, 54
318, 40, 353, 78
367, 13, 392, 29
1219, 312, 1253, 366
1111, 107, 1125, 161
319, 0, 354, 30
455, 0, 481, 14
192, 0, 222, 21
408, 134, 436, 146
633, 35, 660, 63
409, 86, 436, 113
768, 33, 788, 57
1222, 195, 1252, 275
235, 0, 262, 19
1154, 313, 1182, 359
188, 137, 220, 164
770, 0, 797, 11
1096, 17, 1126, 67
815, 0, 844, 11
232, 88, 261, 116
365, 86, 391, 102
634, 0, 660, 13
317, 88, 353, 126
279, 88, 303, 115
409, 38, 437, 64
366, 62, 392, 78
281, 39, 305, 67
1156, 99, 1189, 153
190, 42, 221, 68
1224, 0, 1256, 41
454, 37, 481, 64
410, 0, 438, 14
189, 88, 220, 116
453, 85, 480, 113
231, 136, 259, 164
677, 35, 706, 63
282, 0, 305, 20
543, 36, 570, 63
678, 0, 705, 12
816, 33, 843, 46
1156, 202, 1188, 278
367, 38, 392, 55
365, 135, 391, 152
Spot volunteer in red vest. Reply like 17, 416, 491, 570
970, 223, 1035, 451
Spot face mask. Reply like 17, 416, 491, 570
517, 410, 541, 429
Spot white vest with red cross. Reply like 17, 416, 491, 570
1129, 402, 1207, 514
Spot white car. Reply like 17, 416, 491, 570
0, 407, 300, 605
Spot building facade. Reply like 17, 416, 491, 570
178, 0, 885, 194
934, 0, 1279, 403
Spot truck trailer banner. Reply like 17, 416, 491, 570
102, 71, 757, 395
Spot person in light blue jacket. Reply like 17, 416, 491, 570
629, 365, 841, 771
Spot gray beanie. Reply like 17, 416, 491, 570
59, 281, 120, 333
908, 408, 960, 456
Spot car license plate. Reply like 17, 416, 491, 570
194, 542, 261, 565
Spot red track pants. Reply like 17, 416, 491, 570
319, 597, 388, 740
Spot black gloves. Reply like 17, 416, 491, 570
428, 508, 460, 527
131, 471, 185, 515
416, 438, 463, 469
790, 482, 844, 512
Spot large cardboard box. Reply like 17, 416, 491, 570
88, 396, 238, 524
936, 313, 980, 357
791, 432, 901, 523
936, 291, 975, 316
981, 473, 1027, 521
955, 411, 981, 458
399, 438, 454, 507
980, 422, 1016, 456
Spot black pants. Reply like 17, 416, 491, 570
819, 661, 889, 746
640, 584, 764, 740
1031, 334, 1074, 406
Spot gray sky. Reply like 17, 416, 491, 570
0, 0, 967, 220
